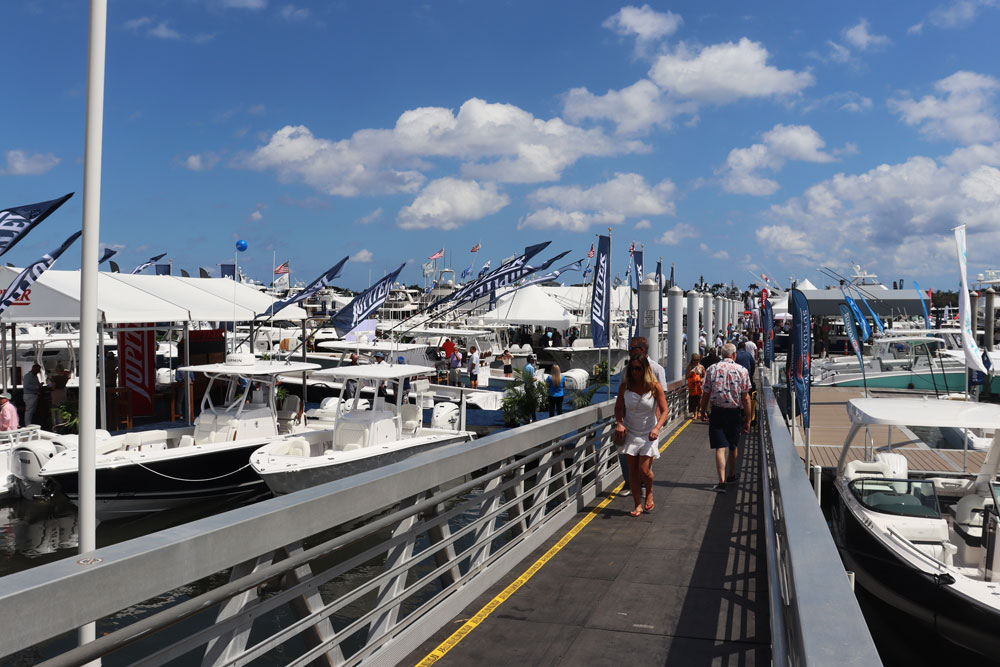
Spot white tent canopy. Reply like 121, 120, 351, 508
0, 269, 308, 323
475, 284, 575, 329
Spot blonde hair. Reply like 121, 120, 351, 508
625, 357, 658, 394
550, 364, 562, 387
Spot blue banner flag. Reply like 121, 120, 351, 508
131, 253, 168, 275
656, 260, 663, 332
632, 250, 643, 284
591, 234, 611, 348
98, 248, 117, 265
839, 302, 868, 394
461, 265, 472, 279
914, 280, 931, 330
220, 263, 236, 279
0, 231, 81, 318
330, 263, 404, 336
762, 298, 774, 367
788, 289, 811, 428
582, 263, 592, 279
842, 292, 871, 342
428, 242, 553, 310
154, 263, 170, 276
0, 193, 73, 258
263, 256, 349, 317
477, 260, 491, 278
858, 292, 885, 333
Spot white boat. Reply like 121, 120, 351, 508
831, 397, 1000, 657
250, 364, 474, 496
812, 336, 971, 393
36, 354, 321, 519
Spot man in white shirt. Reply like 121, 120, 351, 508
468, 346, 481, 388
22, 364, 42, 425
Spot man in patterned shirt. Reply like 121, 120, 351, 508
699, 343, 751, 492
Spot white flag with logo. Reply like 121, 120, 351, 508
955, 225, 988, 373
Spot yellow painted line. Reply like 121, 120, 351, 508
415, 418, 693, 666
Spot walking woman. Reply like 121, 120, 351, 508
613, 355, 669, 516
546, 364, 565, 417
686, 353, 705, 420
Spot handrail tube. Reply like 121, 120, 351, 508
758, 385, 789, 664
760, 378, 883, 665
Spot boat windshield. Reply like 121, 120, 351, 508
849, 478, 941, 518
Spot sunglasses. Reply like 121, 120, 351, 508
629, 365, 643, 371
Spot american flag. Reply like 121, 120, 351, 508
274, 261, 289, 275
470, 243, 481, 253
629, 241, 635, 255
761, 273, 770, 283
428, 248, 444, 260
587, 243, 595, 258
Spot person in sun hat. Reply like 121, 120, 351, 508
0, 391, 18, 431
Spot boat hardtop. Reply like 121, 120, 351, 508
178, 354, 320, 377
845, 396, 1000, 431
312, 363, 437, 381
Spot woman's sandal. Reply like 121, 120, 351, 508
629, 509, 643, 517
644, 502, 655, 513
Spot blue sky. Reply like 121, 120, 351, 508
3, 0, 1000, 291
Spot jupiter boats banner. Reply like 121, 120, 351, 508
0, 230, 82, 319
0, 192, 73, 258
839, 303, 867, 393
330, 263, 405, 337
955, 225, 988, 374
787, 289, 811, 428
656, 260, 663, 332
841, 291, 871, 342
262, 256, 349, 317
132, 253, 167, 275
590, 234, 611, 348
427, 241, 552, 310
761, 298, 774, 367
98, 247, 118, 265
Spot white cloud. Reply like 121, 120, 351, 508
719, 124, 835, 195
217, 0, 267, 9
248, 203, 267, 222
123, 17, 152, 30
149, 22, 182, 40
657, 222, 697, 245
803, 91, 873, 113
843, 19, 891, 51
825, 40, 851, 64
889, 70, 1000, 144
758, 143, 1000, 272
279, 5, 310, 21
181, 152, 221, 171
634, 219, 651, 229
521, 173, 675, 233
397, 178, 509, 230
3, 150, 60, 175
351, 249, 373, 263
248, 104, 266, 115
603, 5, 682, 56
699, 242, 729, 260
357, 207, 382, 224
649, 38, 814, 103
911, 0, 997, 32
242, 98, 641, 195
563, 79, 696, 135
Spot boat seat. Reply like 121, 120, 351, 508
411, 379, 430, 394
178, 435, 195, 448
97, 438, 122, 455
277, 395, 302, 424
400, 403, 421, 435
274, 437, 310, 458
122, 433, 143, 451
955, 494, 995, 542
335, 423, 369, 450
843, 460, 891, 482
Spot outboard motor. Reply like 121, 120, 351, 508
12, 440, 64, 498
431, 402, 460, 431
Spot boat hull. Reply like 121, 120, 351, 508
258, 434, 470, 496
44, 443, 266, 519
832, 486, 1000, 657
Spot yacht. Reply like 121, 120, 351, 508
250, 364, 474, 496
812, 336, 971, 393
36, 354, 320, 519
831, 397, 1000, 658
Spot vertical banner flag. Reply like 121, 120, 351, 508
954, 225, 988, 373
762, 298, 774, 367
656, 260, 663, 332
789, 289, 812, 428
199, 267, 211, 278
839, 302, 868, 394
220, 263, 236, 279
98, 248, 117, 265
131, 253, 168, 275
0, 230, 83, 318
118, 322, 157, 416
109, 260, 121, 273
913, 280, 931, 330
630, 249, 643, 340
330, 263, 405, 336
591, 234, 611, 348
842, 292, 871, 341
426, 242, 552, 310
858, 292, 885, 333
263, 256, 349, 317
180, 269, 190, 278
154, 263, 170, 276
0, 193, 73, 257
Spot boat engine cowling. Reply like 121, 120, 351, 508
431, 402, 460, 431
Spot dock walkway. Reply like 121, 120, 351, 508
406, 418, 770, 666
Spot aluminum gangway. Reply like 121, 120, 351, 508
0, 378, 880, 666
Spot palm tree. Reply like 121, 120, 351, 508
501, 368, 549, 426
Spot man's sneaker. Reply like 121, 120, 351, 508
712, 483, 727, 493
726, 474, 739, 483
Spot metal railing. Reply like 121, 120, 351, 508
0, 381, 689, 666
757, 376, 883, 666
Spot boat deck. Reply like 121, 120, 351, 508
405, 418, 770, 666
793, 386, 988, 473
